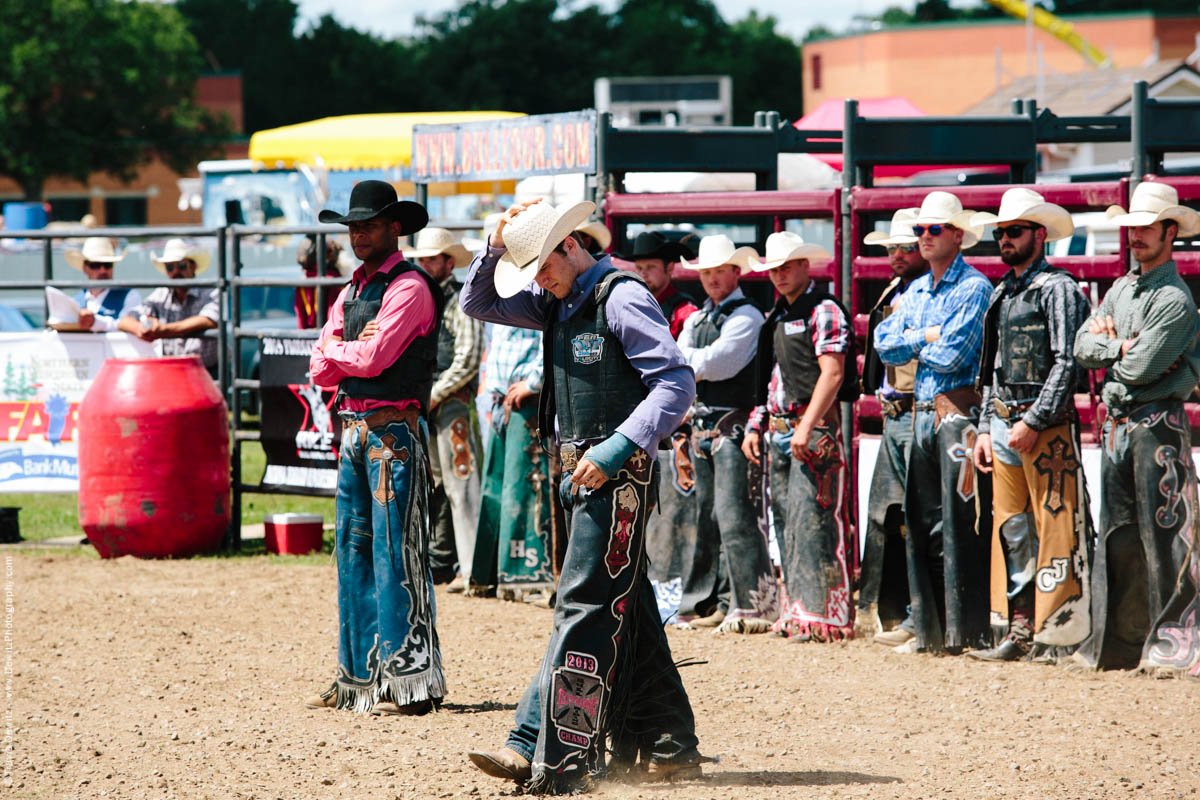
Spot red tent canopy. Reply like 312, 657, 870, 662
795, 97, 1007, 180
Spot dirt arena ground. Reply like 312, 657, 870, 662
4, 553, 1198, 799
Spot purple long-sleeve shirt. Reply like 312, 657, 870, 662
459, 245, 696, 454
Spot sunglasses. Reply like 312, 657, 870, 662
991, 224, 1038, 241
885, 244, 918, 254
910, 224, 954, 237
83, 261, 113, 271
163, 261, 190, 274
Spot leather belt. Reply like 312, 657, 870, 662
993, 398, 1034, 420
878, 396, 914, 419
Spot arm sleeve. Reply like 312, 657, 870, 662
307, 284, 350, 387
1073, 285, 1121, 369
605, 281, 696, 452
873, 295, 925, 366
918, 278, 992, 373
1111, 290, 1200, 385
458, 244, 549, 330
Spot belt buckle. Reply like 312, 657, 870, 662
993, 398, 1011, 419
560, 442, 578, 471
770, 417, 790, 434
880, 399, 897, 419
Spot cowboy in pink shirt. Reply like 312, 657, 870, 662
303, 180, 448, 717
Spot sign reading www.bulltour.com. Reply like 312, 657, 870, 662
412, 110, 597, 183
258, 336, 341, 494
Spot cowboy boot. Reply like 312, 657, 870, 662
967, 606, 1033, 662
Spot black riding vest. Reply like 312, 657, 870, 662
340, 260, 445, 410
979, 265, 1070, 398
861, 277, 919, 396
435, 279, 461, 376
767, 290, 859, 407
657, 286, 695, 323
540, 269, 648, 443
692, 296, 758, 410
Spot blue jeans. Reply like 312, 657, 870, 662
333, 408, 445, 710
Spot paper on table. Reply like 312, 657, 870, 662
45, 286, 80, 324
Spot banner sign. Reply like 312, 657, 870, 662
0, 331, 154, 493
412, 110, 597, 183
258, 336, 341, 494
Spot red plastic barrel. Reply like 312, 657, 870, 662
78, 357, 230, 558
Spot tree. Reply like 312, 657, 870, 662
0, 0, 231, 200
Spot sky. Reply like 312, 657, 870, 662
293, 0, 943, 42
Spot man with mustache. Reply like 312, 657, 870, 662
970, 189, 1093, 662
1073, 182, 1200, 674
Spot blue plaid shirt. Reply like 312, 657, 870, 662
482, 323, 543, 396
873, 254, 992, 403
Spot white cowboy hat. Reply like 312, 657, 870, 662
406, 227, 472, 268
574, 219, 612, 252
863, 208, 920, 247
970, 188, 1075, 243
679, 234, 759, 275
151, 238, 211, 275
1106, 182, 1200, 238
752, 231, 832, 272
64, 237, 125, 270
494, 200, 595, 298
911, 191, 982, 249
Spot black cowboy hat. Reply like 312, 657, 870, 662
616, 230, 697, 262
318, 180, 428, 234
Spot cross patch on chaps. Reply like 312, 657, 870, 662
946, 426, 977, 502
1033, 436, 1078, 516
367, 433, 410, 505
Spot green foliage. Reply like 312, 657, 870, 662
0, 0, 232, 199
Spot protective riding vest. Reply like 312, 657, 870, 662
692, 296, 757, 410
862, 277, 917, 396
540, 268, 649, 443
979, 265, 1075, 405
339, 261, 445, 410
75, 288, 132, 320
657, 286, 695, 322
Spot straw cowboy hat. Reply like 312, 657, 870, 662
970, 188, 1075, 242
911, 191, 983, 249
864, 208, 920, 247
407, 227, 472, 268
152, 238, 211, 275
679, 234, 759, 275
753, 231, 832, 272
574, 219, 612, 252
65, 237, 125, 270
317, 179, 428, 235
1106, 182, 1200, 238
494, 200, 595, 298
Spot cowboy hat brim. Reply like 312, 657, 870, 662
680, 246, 759, 275
318, 200, 429, 234
864, 230, 919, 246
971, 203, 1076, 242
753, 244, 834, 272
65, 250, 124, 270
407, 242, 472, 268
1106, 204, 1200, 238
494, 201, 595, 299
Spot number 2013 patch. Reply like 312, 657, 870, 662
571, 333, 604, 364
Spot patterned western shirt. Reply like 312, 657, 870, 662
748, 285, 850, 433
482, 324, 543, 397
873, 254, 993, 403
138, 286, 220, 368
430, 278, 485, 407
979, 257, 1091, 435
1074, 260, 1200, 417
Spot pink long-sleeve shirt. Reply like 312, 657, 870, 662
308, 251, 437, 412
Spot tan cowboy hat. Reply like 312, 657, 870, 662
752, 231, 832, 272
574, 219, 612, 252
151, 238, 211, 275
1106, 182, 1200, 238
65, 237, 125, 270
494, 200, 595, 298
679, 234, 759, 275
863, 208, 920, 247
970, 188, 1075, 243
911, 191, 982, 249
407, 227, 472, 268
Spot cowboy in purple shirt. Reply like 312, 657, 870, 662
459, 199, 707, 793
